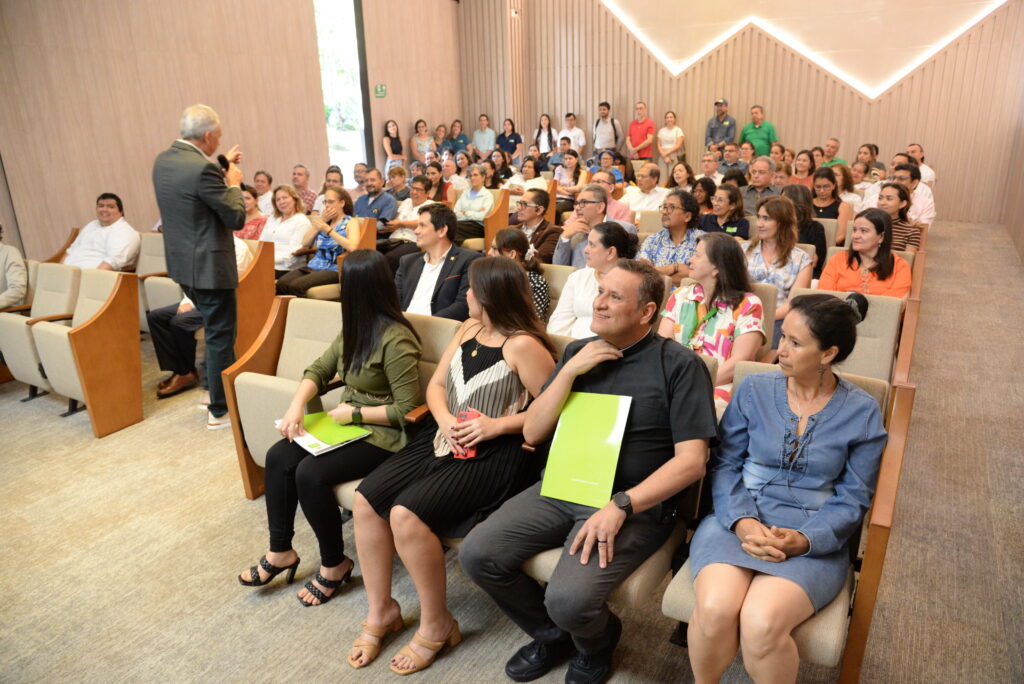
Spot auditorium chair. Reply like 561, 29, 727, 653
540, 171, 553, 181
305, 218, 378, 301
792, 288, 902, 382
0, 263, 81, 400
136, 232, 169, 332
539, 264, 575, 322
663, 361, 916, 682
43, 228, 81, 263
797, 243, 817, 263
0, 258, 38, 384
818, 218, 839, 246
750, 283, 778, 357
825, 245, 915, 271
637, 210, 661, 235
544, 178, 558, 225
462, 189, 510, 253
31, 269, 143, 437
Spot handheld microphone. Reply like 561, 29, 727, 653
217, 154, 230, 171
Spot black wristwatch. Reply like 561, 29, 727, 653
612, 491, 633, 516
351, 406, 363, 425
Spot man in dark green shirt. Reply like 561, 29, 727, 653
738, 105, 778, 157
821, 138, 848, 167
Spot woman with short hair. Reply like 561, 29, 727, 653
811, 167, 853, 245
410, 119, 436, 164
692, 176, 717, 214
701, 184, 749, 239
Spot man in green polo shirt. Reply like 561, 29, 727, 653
821, 137, 848, 167
738, 105, 777, 157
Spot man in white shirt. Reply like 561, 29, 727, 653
383, 174, 436, 273
553, 184, 636, 269
253, 170, 274, 215
62, 193, 141, 270
442, 159, 469, 191
695, 152, 724, 184
558, 112, 587, 158
862, 152, 914, 207
622, 163, 669, 214
891, 163, 936, 227
905, 143, 936, 187
592, 101, 623, 154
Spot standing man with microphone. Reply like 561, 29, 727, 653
153, 104, 246, 429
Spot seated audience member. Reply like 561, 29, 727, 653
554, 184, 637, 269
386, 166, 411, 203
687, 293, 885, 684
783, 147, 795, 164
851, 162, 873, 192
423, 162, 453, 204
547, 136, 572, 169
744, 196, 813, 347
701, 184, 750, 239
739, 141, 756, 165
590, 170, 634, 223
446, 119, 471, 156
638, 188, 705, 285
492, 149, 515, 182
410, 119, 436, 164
354, 169, 399, 237
718, 143, 747, 175
425, 150, 440, 169
665, 162, 696, 192
0, 224, 27, 309
455, 150, 473, 178
772, 162, 792, 188
622, 163, 669, 214
860, 152, 912, 207
442, 159, 469, 192
348, 163, 369, 201
348, 257, 556, 674
236, 184, 268, 240
473, 114, 497, 162
497, 119, 525, 166
741, 157, 781, 216
548, 222, 638, 338
534, 113, 558, 158
276, 187, 358, 296
721, 168, 748, 189
811, 167, 853, 245
595, 150, 625, 183
490, 228, 551, 319
833, 164, 862, 213
821, 137, 847, 167
239, 250, 422, 605
381, 120, 406, 174
409, 161, 427, 180
696, 152, 724, 185
788, 149, 815, 188
513, 188, 562, 264
769, 142, 785, 165
482, 159, 501, 191
312, 166, 345, 214
292, 165, 318, 214
254, 170, 274, 215
528, 144, 549, 173
692, 176, 717, 214
149, 236, 253, 400
63, 193, 141, 271
396, 204, 481, 320
818, 208, 912, 298
890, 163, 936, 227
453, 165, 496, 244
781, 184, 828, 279
503, 156, 548, 197
811, 146, 825, 167
906, 143, 935, 186
659, 232, 765, 412
461, 259, 717, 684
382, 174, 436, 272
262, 185, 314, 275
857, 143, 886, 181
876, 182, 921, 253
553, 149, 585, 221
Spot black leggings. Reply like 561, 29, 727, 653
265, 438, 392, 567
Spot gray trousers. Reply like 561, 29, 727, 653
459, 481, 673, 653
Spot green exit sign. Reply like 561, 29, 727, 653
374, 84, 387, 98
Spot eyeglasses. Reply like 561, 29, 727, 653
659, 204, 683, 213
516, 201, 542, 209
576, 199, 602, 208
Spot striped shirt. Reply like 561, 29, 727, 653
890, 220, 921, 251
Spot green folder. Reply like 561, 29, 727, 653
540, 392, 632, 508
300, 411, 370, 455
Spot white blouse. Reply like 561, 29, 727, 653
546, 267, 599, 339
261, 213, 312, 271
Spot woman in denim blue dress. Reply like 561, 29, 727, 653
687, 293, 887, 683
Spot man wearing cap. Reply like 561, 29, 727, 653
704, 99, 736, 160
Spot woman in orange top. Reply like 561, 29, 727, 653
787, 149, 815, 189
818, 208, 911, 298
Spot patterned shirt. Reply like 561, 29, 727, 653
528, 270, 550, 320
639, 227, 704, 268
742, 241, 812, 307
298, 187, 318, 215
308, 216, 351, 271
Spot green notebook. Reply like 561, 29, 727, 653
274, 411, 370, 456
540, 392, 632, 508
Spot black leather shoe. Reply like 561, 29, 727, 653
564, 613, 622, 684
505, 635, 575, 682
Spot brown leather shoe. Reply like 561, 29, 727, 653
157, 373, 176, 390
156, 370, 199, 399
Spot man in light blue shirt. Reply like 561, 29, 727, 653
472, 114, 497, 162
353, 168, 398, 233
553, 184, 636, 268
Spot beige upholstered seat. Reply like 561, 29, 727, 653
796, 243, 817, 262
540, 263, 575, 322
817, 218, 838, 246
0, 263, 81, 393
661, 361, 888, 667
750, 282, 778, 356
306, 218, 376, 301
136, 232, 168, 332
462, 189, 510, 253
637, 210, 661, 234
792, 287, 903, 381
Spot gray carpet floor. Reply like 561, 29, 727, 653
1, 221, 1020, 683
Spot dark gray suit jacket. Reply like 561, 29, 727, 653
395, 246, 482, 321
152, 141, 245, 289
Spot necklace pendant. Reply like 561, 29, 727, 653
471, 348, 478, 357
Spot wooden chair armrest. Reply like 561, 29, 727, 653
292, 247, 317, 257
27, 313, 73, 326
137, 271, 169, 281
1, 304, 31, 314
404, 404, 431, 423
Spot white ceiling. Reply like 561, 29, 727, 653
601, 0, 1008, 97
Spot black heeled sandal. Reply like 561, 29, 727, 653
238, 554, 300, 587
297, 557, 355, 606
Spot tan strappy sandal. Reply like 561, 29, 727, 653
347, 614, 405, 669
389, 619, 462, 676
